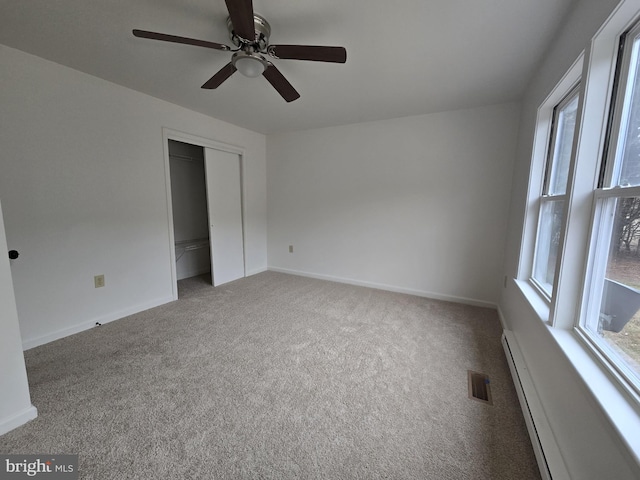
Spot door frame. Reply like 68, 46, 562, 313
162, 127, 247, 300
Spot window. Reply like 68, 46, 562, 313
516, 0, 640, 456
580, 21, 640, 392
532, 86, 580, 296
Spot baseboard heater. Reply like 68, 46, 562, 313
501, 330, 570, 480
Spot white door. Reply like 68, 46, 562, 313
0, 200, 38, 434
204, 148, 245, 286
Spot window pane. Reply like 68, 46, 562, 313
615, 37, 640, 187
533, 200, 565, 294
586, 196, 640, 383
548, 94, 579, 195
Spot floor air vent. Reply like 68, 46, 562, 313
468, 370, 493, 405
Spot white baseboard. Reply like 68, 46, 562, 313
246, 267, 268, 277
496, 305, 508, 330
22, 296, 174, 351
0, 405, 37, 436
268, 266, 497, 309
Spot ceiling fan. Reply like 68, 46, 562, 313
133, 0, 347, 102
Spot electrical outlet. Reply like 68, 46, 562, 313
289, 245, 294, 253
94, 274, 105, 288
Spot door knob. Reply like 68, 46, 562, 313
8, 250, 19, 260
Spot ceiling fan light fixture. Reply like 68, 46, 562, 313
232, 52, 267, 77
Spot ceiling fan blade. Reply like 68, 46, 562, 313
201, 63, 237, 89
225, 0, 255, 41
269, 45, 347, 63
263, 64, 300, 102
133, 29, 231, 51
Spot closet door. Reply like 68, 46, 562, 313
204, 148, 245, 286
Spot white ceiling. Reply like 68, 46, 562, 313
0, 0, 575, 134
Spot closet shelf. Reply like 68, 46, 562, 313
175, 238, 209, 261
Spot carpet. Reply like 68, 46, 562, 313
0, 271, 540, 479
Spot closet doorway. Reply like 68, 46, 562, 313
165, 130, 246, 298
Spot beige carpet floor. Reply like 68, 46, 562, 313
0, 271, 540, 479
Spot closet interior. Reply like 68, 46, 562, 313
168, 140, 211, 282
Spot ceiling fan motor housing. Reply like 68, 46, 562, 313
227, 14, 271, 52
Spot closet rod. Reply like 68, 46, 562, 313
169, 153, 195, 162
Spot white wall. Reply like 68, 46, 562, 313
267, 103, 520, 306
0, 200, 37, 435
500, 0, 640, 478
0, 45, 267, 349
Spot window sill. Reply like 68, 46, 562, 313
515, 279, 551, 323
514, 279, 640, 468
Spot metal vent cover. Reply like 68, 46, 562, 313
468, 370, 493, 405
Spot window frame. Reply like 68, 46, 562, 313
601, 27, 638, 188
543, 86, 582, 197
516, 0, 640, 460
518, 53, 584, 318
576, 19, 640, 396
531, 84, 581, 299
